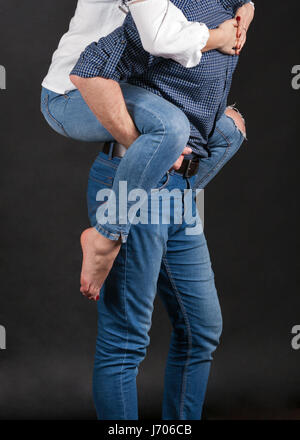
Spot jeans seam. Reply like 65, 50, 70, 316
151, 171, 170, 192
96, 157, 120, 170
88, 176, 113, 187
162, 257, 193, 420
133, 109, 166, 190
44, 94, 69, 137
195, 127, 231, 188
120, 244, 129, 419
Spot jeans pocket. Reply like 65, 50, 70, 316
89, 156, 119, 188
88, 173, 114, 188
152, 171, 170, 192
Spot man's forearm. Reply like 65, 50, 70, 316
70, 75, 139, 148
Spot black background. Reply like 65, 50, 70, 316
1, 0, 300, 420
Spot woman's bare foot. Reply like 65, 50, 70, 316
80, 227, 121, 300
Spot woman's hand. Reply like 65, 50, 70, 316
202, 19, 238, 54
217, 19, 239, 55
235, 3, 255, 54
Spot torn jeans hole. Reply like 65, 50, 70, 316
226, 104, 247, 140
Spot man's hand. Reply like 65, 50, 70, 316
235, 3, 255, 55
171, 147, 193, 171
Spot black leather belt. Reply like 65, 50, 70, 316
102, 141, 127, 158
102, 142, 199, 178
176, 158, 199, 178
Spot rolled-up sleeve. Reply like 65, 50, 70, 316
70, 20, 158, 82
70, 26, 129, 81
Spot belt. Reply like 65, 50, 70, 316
176, 157, 199, 178
102, 141, 127, 158
102, 141, 199, 178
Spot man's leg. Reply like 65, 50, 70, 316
87, 108, 246, 419
158, 228, 221, 420
157, 111, 247, 419
143, 171, 219, 420
193, 106, 246, 189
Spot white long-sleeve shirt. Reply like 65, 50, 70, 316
42, 0, 210, 94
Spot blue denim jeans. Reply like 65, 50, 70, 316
87, 114, 245, 420
41, 84, 191, 243
41, 83, 245, 419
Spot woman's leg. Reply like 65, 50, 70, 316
40, 86, 114, 141
41, 84, 190, 241
41, 84, 190, 298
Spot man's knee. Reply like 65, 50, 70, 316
190, 321, 223, 361
225, 106, 246, 137
199, 299, 223, 352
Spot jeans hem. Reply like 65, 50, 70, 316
94, 224, 128, 243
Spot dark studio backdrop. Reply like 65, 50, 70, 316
0, 0, 300, 420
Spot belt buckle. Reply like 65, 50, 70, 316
184, 159, 193, 178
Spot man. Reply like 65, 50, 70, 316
69, 0, 254, 298
41, 0, 254, 419
42, 0, 253, 297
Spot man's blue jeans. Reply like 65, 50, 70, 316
87, 116, 245, 420
41, 83, 191, 243
41, 83, 245, 419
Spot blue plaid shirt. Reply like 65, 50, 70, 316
71, 0, 251, 157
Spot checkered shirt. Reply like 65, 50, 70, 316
71, 0, 251, 156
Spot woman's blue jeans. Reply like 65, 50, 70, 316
41, 83, 191, 243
